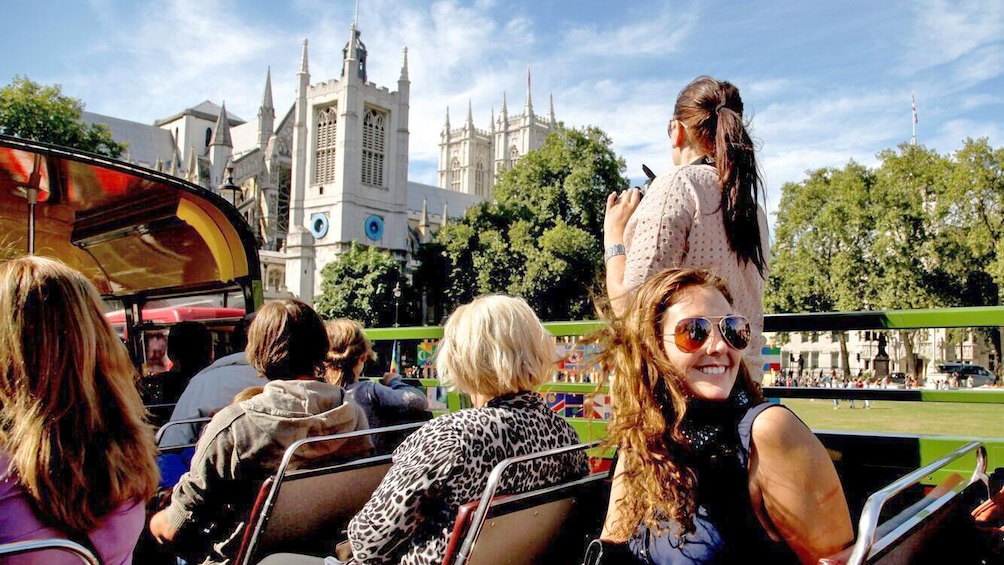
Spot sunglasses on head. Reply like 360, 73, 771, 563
672, 315, 751, 353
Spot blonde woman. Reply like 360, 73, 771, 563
0, 256, 159, 564
324, 319, 429, 453
590, 269, 851, 564
344, 295, 589, 565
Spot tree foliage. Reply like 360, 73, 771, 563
769, 140, 1004, 374
435, 125, 628, 320
314, 242, 405, 327
0, 76, 126, 158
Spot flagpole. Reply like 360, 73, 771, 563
911, 93, 918, 146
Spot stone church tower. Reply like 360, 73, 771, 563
438, 71, 556, 197
286, 25, 411, 301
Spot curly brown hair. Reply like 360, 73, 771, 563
582, 268, 762, 539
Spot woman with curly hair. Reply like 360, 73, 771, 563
0, 256, 160, 564
589, 268, 850, 564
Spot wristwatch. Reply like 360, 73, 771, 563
604, 244, 626, 262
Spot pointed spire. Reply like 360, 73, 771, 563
466, 99, 473, 130
548, 92, 555, 124
419, 197, 429, 228
399, 46, 409, 82
441, 202, 449, 228
261, 67, 274, 109
490, 106, 495, 133
525, 67, 533, 115
210, 103, 233, 147
186, 145, 198, 181
299, 39, 309, 74
444, 106, 451, 133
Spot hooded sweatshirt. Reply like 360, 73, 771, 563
164, 379, 371, 565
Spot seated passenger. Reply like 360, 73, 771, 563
159, 314, 264, 448
324, 318, 430, 453
591, 268, 852, 564
143, 321, 214, 406
344, 295, 590, 565
0, 256, 159, 564
149, 299, 372, 565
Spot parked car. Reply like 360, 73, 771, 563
926, 362, 996, 388
888, 372, 907, 387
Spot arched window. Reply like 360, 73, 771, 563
510, 145, 520, 165
205, 127, 212, 148
475, 161, 486, 196
361, 108, 387, 186
314, 106, 338, 184
451, 157, 461, 191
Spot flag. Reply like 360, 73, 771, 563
912, 94, 918, 124
563, 393, 585, 418
389, 340, 400, 374
544, 392, 566, 414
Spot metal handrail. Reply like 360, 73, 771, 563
0, 538, 100, 565
846, 440, 985, 565
154, 416, 213, 445
455, 440, 601, 565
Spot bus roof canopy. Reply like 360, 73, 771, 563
0, 135, 261, 305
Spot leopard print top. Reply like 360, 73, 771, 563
347, 390, 590, 565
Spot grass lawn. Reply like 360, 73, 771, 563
781, 398, 1004, 438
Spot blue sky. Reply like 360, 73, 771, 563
2, 0, 1002, 232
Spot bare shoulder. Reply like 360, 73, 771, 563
750, 405, 818, 453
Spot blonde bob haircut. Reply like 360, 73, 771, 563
436, 295, 555, 397
0, 256, 159, 532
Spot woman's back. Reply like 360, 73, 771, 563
348, 390, 589, 565
0, 452, 146, 565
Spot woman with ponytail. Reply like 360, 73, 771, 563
604, 76, 769, 379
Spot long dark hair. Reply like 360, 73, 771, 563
674, 76, 766, 278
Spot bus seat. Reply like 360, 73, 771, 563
442, 469, 610, 565
236, 422, 425, 565
0, 538, 101, 565
441, 442, 608, 565
820, 442, 996, 564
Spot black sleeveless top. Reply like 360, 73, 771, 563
628, 385, 801, 564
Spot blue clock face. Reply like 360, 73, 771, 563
309, 213, 329, 238
365, 215, 384, 240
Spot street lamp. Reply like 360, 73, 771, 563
218, 166, 241, 208
393, 281, 402, 328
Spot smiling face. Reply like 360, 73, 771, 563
660, 285, 743, 401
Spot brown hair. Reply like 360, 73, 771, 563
0, 256, 159, 532
674, 76, 766, 277
324, 318, 376, 386
581, 268, 763, 539
246, 299, 329, 380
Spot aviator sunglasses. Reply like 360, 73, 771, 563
673, 315, 751, 353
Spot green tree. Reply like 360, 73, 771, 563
0, 76, 126, 158
932, 138, 1004, 369
314, 242, 405, 327
871, 144, 952, 375
767, 162, 876, 376
435, 125, 628, 320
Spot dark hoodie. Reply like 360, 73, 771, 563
165, 379, 371, 564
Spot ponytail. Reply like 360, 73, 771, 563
674, 77, 766, 278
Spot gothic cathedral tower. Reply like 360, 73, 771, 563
438, 70, 556, 198
286, 25, 411, 302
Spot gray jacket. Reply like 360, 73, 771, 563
165, 379, 371, 564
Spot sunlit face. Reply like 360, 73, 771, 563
661, 286, 743, 401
